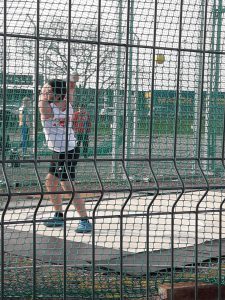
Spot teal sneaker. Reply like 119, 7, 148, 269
75, 220, 92, 233
44, 213, 64, 228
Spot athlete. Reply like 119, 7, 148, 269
39, 76, 92, 233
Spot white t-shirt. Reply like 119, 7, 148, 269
41, 102, 76, 152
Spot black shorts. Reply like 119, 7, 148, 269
49, 147, 80, 181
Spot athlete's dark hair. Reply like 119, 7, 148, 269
47, 79, 67, 100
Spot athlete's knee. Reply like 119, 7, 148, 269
45, 173, 58, 190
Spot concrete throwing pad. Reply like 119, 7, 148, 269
2, 227, 128, 266
1, 190, 225, 275
96, 238, 222, 275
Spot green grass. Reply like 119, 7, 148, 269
97, 117, 194, 136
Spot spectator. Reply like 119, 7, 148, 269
19, 97, 31, 156
73, 104, 91, 158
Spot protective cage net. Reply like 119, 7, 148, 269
0, 0, 225, 299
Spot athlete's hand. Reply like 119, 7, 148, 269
40, 84, 53, 102
71, 72, 79, 83
69, 81, 76, 90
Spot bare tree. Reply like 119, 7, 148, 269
39, 18, 116, 89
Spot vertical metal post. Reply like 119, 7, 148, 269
32, 1, 40, 298
63, 2, 72, 299
218, 105, 225, 299
31, 56, 36, 154
1, 3, 13, 299
92, 0, 102, 298
26, 14, 37, 154
1, 0, 7, 297
170, 0, 185, 298
131, 38, 139, 154
205, 4, 216, 173
120, 0, 131, 298
195, 1, 209, 299
112, 0, 123, 176
214, 0, 222, 94
125, 0, 134, 163
194, 0, 206, 172
207, 0, 222, 172
146, 0, 158, 296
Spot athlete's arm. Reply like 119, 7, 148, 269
68, 73, 79, 105
38, 84, 54, 120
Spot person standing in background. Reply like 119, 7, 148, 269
19, 97, 31, 156
73, 104, 91, 158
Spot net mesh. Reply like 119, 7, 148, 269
0, 0, 225, 298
